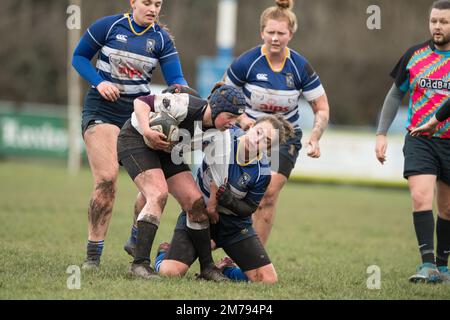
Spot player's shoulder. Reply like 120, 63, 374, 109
90, 13, 127, 28
288, 48, 310, 67
234, 46, 264, 65
289, 48, 308, 62
153, 24, 171, 39
401, 40, 434, 59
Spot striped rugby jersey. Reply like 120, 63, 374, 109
197, 127, 271, 217
225, 45, 325, 128
392, 40, 450, 138
84, 13, 180, 96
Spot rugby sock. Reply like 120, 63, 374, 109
154, 251, 166, 273
223, 267, 249, 282
413, 211, 435, 264
187, 227, 215, 271
130, 225, 138, 245
436, 216, 450, 267
86, 240, 104, 261
134, 220, 158, 265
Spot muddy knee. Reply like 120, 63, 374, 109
89, 180, 116, 228
187, 197, 208, 223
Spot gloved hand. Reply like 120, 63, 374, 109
162, 84, 201, 98
216, 183, 233, 206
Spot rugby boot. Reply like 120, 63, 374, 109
409, 263, 441, 283
81, 258, 100, 270
196, 264, 229, 282
438, 266, 450, 284
128, 262, 160, 280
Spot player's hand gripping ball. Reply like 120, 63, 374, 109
144, 111, 179, 152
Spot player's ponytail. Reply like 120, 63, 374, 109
276, 0, 294, 10
261, 0, 297, 34
155, 14, 176, 42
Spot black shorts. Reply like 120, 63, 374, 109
117, 120, 190, 180
403, 134, 450, 185
270, 128, 303, 179
174, 212, 255, 248
81, 88, 136, 136
166, 230, 271, 272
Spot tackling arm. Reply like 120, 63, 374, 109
216, 184, 259, 218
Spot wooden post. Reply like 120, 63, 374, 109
67, 0, 82, 175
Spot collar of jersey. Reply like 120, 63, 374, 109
236, 138, 262, 167
125, 13, 154, 36
261, 45, 289, 73
434, 48, 450, 58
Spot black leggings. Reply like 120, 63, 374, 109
165, 230, 271, 272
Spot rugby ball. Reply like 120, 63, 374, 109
144, 112, 179, 150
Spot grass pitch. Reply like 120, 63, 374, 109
0, 161, 449, 300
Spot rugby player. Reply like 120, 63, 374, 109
154, 115, 294, 284
375, 0, 450, 283
223, 0, 330, 246
72, 0, 189, 269
117, 84, 247, 280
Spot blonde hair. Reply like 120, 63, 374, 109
260, 0, 298, 34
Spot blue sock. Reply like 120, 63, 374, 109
87, 240, 104, 260
130, 225, 138, 244
155, 251, 166, 272
223, 266, 249, 282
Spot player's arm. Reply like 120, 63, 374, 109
375, 83, 406, 164
162, 84, 201, 98
160, 58, 188, 87
158, 30, 188, 86
216, 184, 259, 218
299, 60, 329, 158
217, 172, 271, 218
206, 182, 220, 224
72, 16, 120, 101
72, 36, 103, 87
133, 96, 170, 150
436, 100, 450, 122
307, 93, 330, 158
216, 171, 271, 219
410, 100, 450, 136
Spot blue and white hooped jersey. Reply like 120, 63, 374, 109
85, 13, 180, 96
225, 46, 325, 127
196, 127, 271, 217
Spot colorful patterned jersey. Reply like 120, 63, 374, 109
392, 40, 450, 138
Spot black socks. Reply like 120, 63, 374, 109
86, 240, 104, 261
436, 216, 450, 268
413, 211, 435, 264
186, 227, 214, 271
134, 220, 158, 265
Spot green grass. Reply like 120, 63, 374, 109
0, 161, 449, 300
